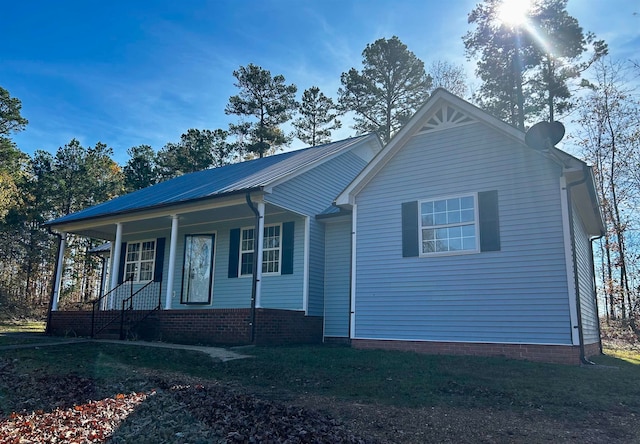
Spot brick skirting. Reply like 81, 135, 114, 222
352, 339, 603, 365
48, 308, 322, 346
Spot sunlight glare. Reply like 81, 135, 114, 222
496, 0, 532, 27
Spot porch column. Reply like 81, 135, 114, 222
109, 223, 123, 292
255, 202, 265, 308
108, 223, 123, 310
164, 215, 179, 309
51, 233, 67, 311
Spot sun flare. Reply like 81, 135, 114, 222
496, 0, 533, 26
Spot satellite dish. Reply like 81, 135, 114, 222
525, 121, 565, 151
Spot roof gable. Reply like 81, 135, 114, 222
336, 89, 532, 206
49, 134, 380, 227
417, 102, 476, 133
334, 89, 604, 236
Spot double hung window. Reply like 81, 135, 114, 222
240, 224, 282, 276
124, 240, 156, 282
419, 195, 478, 255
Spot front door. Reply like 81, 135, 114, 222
181, 234, 215, 304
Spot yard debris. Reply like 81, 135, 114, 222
0, 359, 369, 443
0, 392, 148, 444
166, 381, 366, 443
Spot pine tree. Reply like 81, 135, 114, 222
293, 87, 341, 146
225, 64, 297, 157
338, 36, 431, 143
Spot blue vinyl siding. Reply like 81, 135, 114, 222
573, 204, 599, 344
114, 148, 371, 315
353, 123, 573, 345
323, 221, 352, 337
267, 150, 368, 317
158, 214, 305, 310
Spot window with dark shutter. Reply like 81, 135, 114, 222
228, 228, 241, 278
478, 190, 501, 252
402, 201, 419, 257
405, 191, 500, 257
281, 221, 295, 274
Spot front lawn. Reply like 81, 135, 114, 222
0, 339, 638, 442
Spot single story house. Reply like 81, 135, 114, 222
47, 89, 605, 364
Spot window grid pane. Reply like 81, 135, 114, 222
420, 196, 477, 254
124, 240, 156, 282
240, 225, 281, 275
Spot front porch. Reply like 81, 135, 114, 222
46, 189, 324, 345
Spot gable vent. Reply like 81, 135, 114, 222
418, 105, 475, 133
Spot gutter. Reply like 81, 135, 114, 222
245, 192, 260, 344
565, 167, 595, 365
45, 186, 264, 230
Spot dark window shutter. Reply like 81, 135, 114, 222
478, 190, 501, 252
402, 201, 419, 257
228, 228, 240, 278
281, 221, 295, 275
117, 242, 127, 284
153, 238, 166, 282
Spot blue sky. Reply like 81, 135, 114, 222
2, 0, 638, 164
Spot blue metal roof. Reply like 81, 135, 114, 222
48, 135, 374, 226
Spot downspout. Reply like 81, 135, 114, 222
590, 234, 605, 355
565, 168, 594, 365
45, 227, 63, 336
246, 193, 260, 344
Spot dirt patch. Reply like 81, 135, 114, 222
292, 395, 639, 444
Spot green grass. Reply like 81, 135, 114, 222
1, 342, 639, 420
0, 321, 45, 333
603, 347, 640, 365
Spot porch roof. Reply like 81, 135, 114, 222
47, 135, 374, 228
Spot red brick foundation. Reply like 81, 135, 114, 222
48, 308, 322, 346
352, 339, 602, 365
47, 311, 93, 337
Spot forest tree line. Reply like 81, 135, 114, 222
1, 0, 639, 334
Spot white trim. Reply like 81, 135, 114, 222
51, 233, 67, 312
349, 204, 357, 339
51, 194, 253, 234
417, 192, 480, 257
335, 89, 527, 207
164, 215, 179, 310
180, 231, 217, 305
109, 223, 123, 292
560, 176, 580, 345
108, 223, 123, 309
302, 216, 310, 314
239, 222, 283, 278
123, 238, 157, 283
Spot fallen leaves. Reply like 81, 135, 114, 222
0, 358, 369, 443
0, 392, 149, 444
168, 382, 366, 443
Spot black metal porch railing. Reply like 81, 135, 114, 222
91, 277, 133, 338
119, 280, 163, 340
91, 278, 162, 339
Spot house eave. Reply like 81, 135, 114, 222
48, 187, 265, 235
